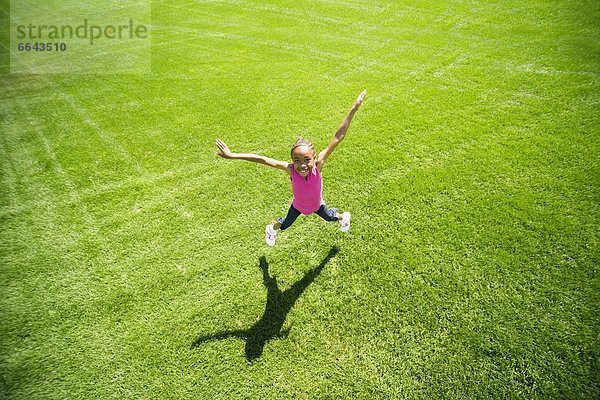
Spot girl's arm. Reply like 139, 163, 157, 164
317, 90, 366, 170
216, 139, 291, 173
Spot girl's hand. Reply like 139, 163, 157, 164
353, 89, 367, 109
216, 138, 234, 159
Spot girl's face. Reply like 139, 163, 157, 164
291, 145, 315, 178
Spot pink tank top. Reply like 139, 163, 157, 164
290, 166, 323, 214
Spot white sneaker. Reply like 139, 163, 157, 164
265, 224, 276, 246
339, 212, 351, 233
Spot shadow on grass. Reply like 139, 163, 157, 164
192, 246, 340, 361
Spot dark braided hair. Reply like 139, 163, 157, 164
290, 137, 315, 157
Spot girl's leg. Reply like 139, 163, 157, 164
267, 206, 301, 246
267, 206, 300, 246
315, 203, 351, 232
314, 203, 339, 222
276, 205, 302, 230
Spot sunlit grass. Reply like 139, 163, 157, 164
1, 0, 599, 398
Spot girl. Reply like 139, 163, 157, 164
216, 89, 366, 246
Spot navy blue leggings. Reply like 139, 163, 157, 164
277, 203, 339, 230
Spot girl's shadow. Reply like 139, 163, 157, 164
192, 246, 340, 361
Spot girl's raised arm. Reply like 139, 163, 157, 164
216, 138, 290, 172
317, 90, 366, 169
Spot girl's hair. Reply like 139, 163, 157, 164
290, 137, 315, 157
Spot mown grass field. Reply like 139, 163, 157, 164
1, 0, 599, 398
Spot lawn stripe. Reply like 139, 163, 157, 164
5, 39, 145, 180
39, 78, 147, 176
0, 76, 51, 103
1, 0, 599, 397
186, 0, 349, 28
157, 1, 388, 52
5, 18, 145, 175
0, 103, 58, 213
0, 160, 212, 218
154, 24, 347, 62
19, 103, 101, 236
313, 0, 389, 13
154, 22, 413, 83
0, 108, 20, 210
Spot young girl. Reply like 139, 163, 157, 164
216, 90, 366, 246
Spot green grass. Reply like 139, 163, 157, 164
1, 0, 599, 398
